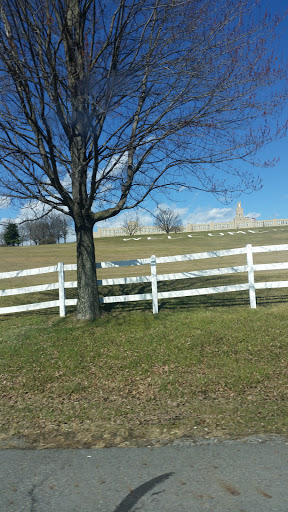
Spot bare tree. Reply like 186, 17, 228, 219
19, 219, 38, 245
57, 215, 72, 243
27, 219, 52, 245
0, 0, 285, 319
155, 208, 182, 234
18, 222, 30, 245
49, 213, 72, 243
21, 212, 72, 244
122, 214, 141, 236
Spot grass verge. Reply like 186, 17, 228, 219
1, 305, 288, 448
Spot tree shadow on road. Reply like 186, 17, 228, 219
113, 472, 174, 512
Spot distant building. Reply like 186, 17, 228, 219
93, 202, 288, 238
185, 202, 288, 232
94, 224, 165, 237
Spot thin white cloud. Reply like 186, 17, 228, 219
246, 211, 261, 219
16, 200, 70, 222
17, 201, 51, 221
0, 216, 10, 226
156, 202, 189, 218
101, 152, 128, 178
97, 205, 236, 230
185, 207, 234, 224
96, 210, 154, 229
60, 173, 72, 191
138, 212, 154, 225
96, 214, 126, 229
0, 196, 11, 209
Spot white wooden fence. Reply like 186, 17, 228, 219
1, 243, 288, 317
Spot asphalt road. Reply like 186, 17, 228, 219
1, 435, 288, 511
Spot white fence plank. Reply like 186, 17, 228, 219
102, 293, 153, 303
0, 300, 60, 314
0, 283, 59, 297
158, 284, 249, 300
255, 281, 288, 290
253, 262, 288, 271
96, 257, 150, 268
156, 265, 247, 282
64, 264, 77, 271
0, 265, 58, 280
252, 244, 288, 253
64, 281, 78, 288
65, 299, 78, 306
155, 247, 246, 264
98, 276, 152, 286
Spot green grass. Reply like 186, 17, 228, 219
0, 306, 288, 448
0, 227, 288, 448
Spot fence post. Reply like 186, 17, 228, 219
151, 255, 158, 314
246, 244, 256, 308
58, 262, 66, 317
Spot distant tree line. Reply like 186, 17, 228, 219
0, 213, 72, 246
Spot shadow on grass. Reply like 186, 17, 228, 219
100, 274, 288, 314
102, 290, 288, 314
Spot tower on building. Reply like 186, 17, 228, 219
236, 201, 244, 219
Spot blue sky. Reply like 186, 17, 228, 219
0, 0, 287, 237
100, 0, 288, 231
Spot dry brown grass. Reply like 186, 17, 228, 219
1, 227, 288, 448
1, 306, 288, 448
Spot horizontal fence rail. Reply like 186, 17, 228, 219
1, 244, 288, 316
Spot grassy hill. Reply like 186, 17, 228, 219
0, 227, 288, 448
1, 224, 288, 271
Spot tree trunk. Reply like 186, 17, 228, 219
75, 221, 101, 321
